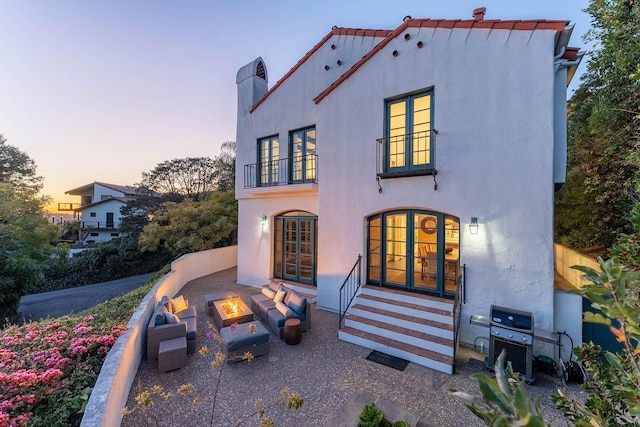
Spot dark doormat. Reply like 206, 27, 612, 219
365, 350, 410, 371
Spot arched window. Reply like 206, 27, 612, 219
367, 210, 459, 297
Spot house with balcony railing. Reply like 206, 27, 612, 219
65, 182, 144, 243
234, 7, 583, 374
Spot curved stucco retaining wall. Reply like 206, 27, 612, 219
80, 245, 238, 427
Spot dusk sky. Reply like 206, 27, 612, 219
0, 1, 590, 212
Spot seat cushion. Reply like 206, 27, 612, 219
175, 304, 197, 320
250, 294, 271, 314
257, 298, 276, 320
183, 316, 197, 341
220, 322, 269, 351
267, 308, 288, 330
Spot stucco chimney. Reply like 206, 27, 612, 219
236, 57, 269, 119
473, 7, 486, 21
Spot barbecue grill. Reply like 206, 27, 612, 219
487, 305, 536, 384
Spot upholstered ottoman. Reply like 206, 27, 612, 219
219, 322, 270, 363
158, 337, 187, 373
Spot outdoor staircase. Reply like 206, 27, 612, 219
338, 285, 455, 374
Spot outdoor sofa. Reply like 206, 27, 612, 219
250, 283, 311, 339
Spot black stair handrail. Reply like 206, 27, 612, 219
338, 254, 362, 330
452, 263, 466, 372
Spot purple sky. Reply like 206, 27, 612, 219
0, 1, 590, 211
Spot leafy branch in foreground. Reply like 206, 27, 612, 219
449, 350, 547, 427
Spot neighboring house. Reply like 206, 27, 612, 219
65, 182, 142, 243
235, 8, 583, 374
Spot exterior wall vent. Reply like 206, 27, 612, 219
417, 41, 423, 48
256, 61, 266, 80
392, 50, 399, 57
404, 33, 411, 41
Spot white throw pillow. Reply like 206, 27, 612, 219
171, 295, 188, 313
275, 301, 293, 318
262, 287, 277, 299
274, 288, 287, 304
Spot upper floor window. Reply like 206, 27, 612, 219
380, 90, 434, 177
257, 135, 279, 186
289, 126, 316, 183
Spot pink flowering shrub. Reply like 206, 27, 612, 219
0, 314, 127, 426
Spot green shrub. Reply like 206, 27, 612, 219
31, 237, 172, 294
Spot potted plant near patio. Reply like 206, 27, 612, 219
358, 402, 411, 427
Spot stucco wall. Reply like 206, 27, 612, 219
236, 195, 318, 288
236, 26, 564, 350
93, 183, 126, 200
80, 246, 238, 427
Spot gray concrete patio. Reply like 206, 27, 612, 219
120, 267, 583, 427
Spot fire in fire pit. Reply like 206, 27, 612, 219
221, 296, 244, 316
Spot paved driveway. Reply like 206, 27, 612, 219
17, 273, 156, 324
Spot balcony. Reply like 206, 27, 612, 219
376, 130, 437, 179
79, 220, 119, 230
244, 155, 318, 189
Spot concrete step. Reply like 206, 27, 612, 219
339, 325, 454, 374
339, 286, 456, 374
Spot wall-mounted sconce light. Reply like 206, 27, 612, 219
469, 217, 479, 235
260, 215, 267, 225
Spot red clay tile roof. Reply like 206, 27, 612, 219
249, 27, 392, 113
313, 18, 572, 105
562, 46, 580, 61
247, 15, 575, 112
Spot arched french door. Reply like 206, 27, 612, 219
367, 210, 459, 297
273, 211, 317, 286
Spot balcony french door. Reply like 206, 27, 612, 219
290, 127, 316, 183
274, 211, 317, 286
367, 210, 459, 297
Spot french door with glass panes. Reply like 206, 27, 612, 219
367, 210, 459, 297
274, 212, 317, 286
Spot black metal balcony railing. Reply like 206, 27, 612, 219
244, 155, 318, 188
376, 129, 437, 178
80, 220, 119, 229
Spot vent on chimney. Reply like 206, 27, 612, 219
473, 7, 486, 21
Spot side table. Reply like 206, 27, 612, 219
283, 318, 302, 345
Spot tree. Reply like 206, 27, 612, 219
138, 190, 237, 257
554, 0, 640, 255
0, 137, 54, 323
0, 134, 43, 196
130, 143, 236, 236
0, 186, 56, 324
139, 157, 215, 200
211, 141, 236, 192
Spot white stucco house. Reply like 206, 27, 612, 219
65, 182, 143, 243
234, 8, 583, 374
